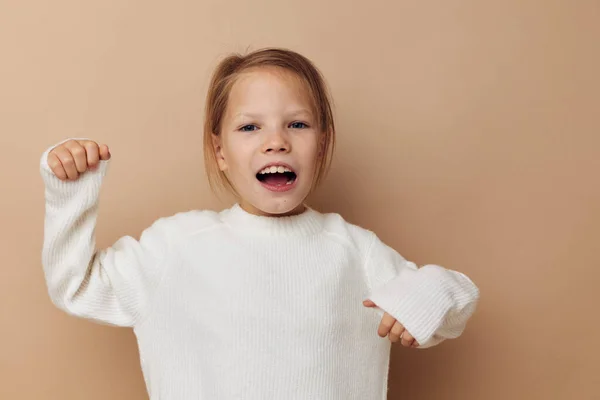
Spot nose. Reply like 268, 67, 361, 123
262, 129, 290, 154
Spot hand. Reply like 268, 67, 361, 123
47, 139, 111, 181
363, 299, 419, 348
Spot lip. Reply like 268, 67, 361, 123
256, 161, 298, 193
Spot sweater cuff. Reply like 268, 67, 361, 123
367, 265, 478, 347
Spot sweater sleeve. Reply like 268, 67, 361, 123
364, 233, 480, 348
40, 142, 172, 327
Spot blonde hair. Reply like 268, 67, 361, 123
203, 47, 335, 195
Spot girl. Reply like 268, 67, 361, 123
40, 48, 479, 399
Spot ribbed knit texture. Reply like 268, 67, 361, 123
40, 143, 480, 399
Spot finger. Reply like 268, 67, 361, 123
47, 152, 68, 180
401, 330, 416, 347
377, 313, 396, 338
52, 147, 79, 180
64, 140, 88, 173
411, 340, 420, 348
99, 144, 111, 161
81, 141, 100, 169
363, 299, 376, 308
388, 321, 405, 343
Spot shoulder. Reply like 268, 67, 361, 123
316, 209, 377, 256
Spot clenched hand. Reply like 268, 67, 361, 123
363, 299, 419, 348
47, 139, 110, 181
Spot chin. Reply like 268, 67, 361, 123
245, 195, 307, 217
265, 198, 306, 216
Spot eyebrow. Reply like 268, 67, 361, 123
234, 109, 314, 120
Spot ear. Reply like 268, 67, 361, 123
212, 133, 228, 171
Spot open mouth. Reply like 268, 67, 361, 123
256, 165, 297, 187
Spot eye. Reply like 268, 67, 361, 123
289, 121, 309, 129
239, 124, 258, 132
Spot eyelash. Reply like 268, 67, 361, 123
239, 125, 258, 132
238, 122, 310, 132
290, 121, 309, 129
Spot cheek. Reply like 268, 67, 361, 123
222, 139, 253, 174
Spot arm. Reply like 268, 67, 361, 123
364, 233, 479, 348
40, 140, 171, 327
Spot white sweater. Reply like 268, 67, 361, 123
40, 145, 480, 400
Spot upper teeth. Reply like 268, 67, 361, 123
258, 166, 293, 174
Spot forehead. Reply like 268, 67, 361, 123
227, 67, 314, 110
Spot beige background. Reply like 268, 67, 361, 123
1, 0, 599, 399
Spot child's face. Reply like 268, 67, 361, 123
215, 67, 321, 216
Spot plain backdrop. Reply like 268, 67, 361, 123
1, 1, 599, 399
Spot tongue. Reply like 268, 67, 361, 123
263, 173, 289, 186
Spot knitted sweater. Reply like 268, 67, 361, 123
40, 145, 479, 400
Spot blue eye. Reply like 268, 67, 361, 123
240, 124, 258, 132
290, 122, 308, 129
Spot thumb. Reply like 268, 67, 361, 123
99, 144, 111, 161
363, 299, 377, 308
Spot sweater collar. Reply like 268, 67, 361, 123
220, 203, 324, 236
